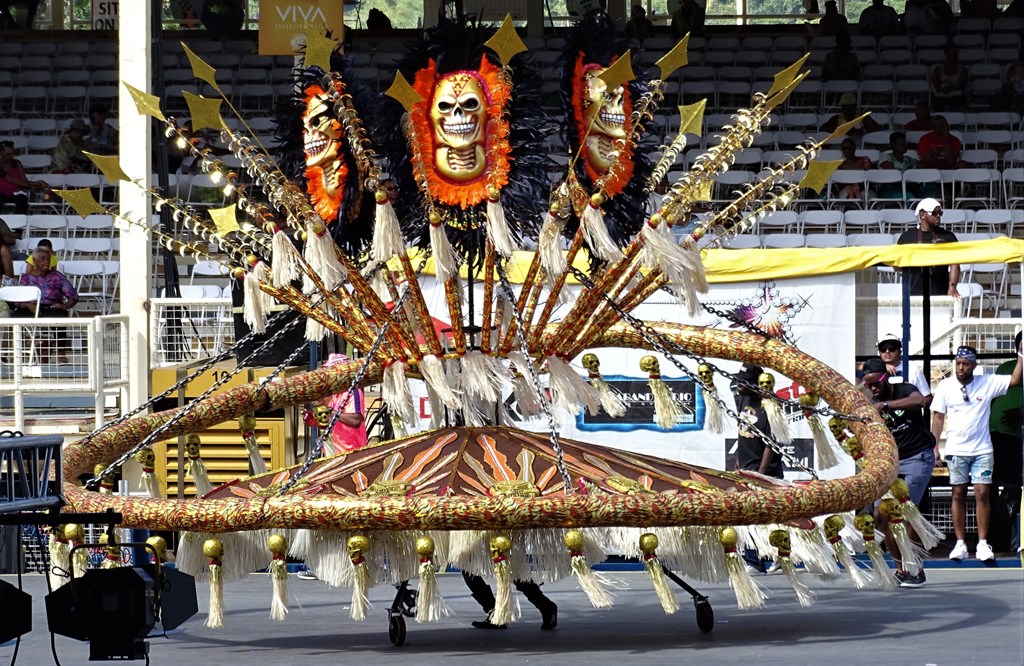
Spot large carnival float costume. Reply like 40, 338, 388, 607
52, 14, 936, 643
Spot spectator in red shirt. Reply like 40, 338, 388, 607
916, 115, 966, 169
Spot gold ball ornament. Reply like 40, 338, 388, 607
590, 192, 606, 207
548, 201, 560, 215
267, 534, 288, 556
245, 253, 258, 266
486, 185, 500, 201
428, 210, 442, 226
310, 221, 325, 236
415, 536, 435, 558
231, 266, 246, 280
581, 353, 599, 374
563, 529, 585, 552
890, 478, 910, 501
374, 189, 388, 204
853, 513, 876, 540
64, 524, 85, 542
489, 535, 512, 556
797, 392, 819, 407
719, 527, 738, 549
639, 532, 659, 555
203, 538, 224, 560
238, 414, 257, 431
147, 536, 168, 562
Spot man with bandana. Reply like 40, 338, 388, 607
861, 357, 933, 586
931, 345, 1023, 562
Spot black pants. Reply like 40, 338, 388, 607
462, 571, 554, 614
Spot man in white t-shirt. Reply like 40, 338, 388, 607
877, 333, 932, 407
931, 345, 1023, 562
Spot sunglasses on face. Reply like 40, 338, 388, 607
878, 345, 900, 352
928, 208, 943, 216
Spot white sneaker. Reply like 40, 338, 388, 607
949, 542, 969, 561
745, 564, 763, 575
765, 561, 783, 575
976, 542, 995, 562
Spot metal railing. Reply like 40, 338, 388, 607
149, 297, 234, 368
0, 316, 130, 432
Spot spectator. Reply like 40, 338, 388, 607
0, 215, 18, 286
861, 357, 934, 587
903, 0, 940, 35
365, 7, 393, 30
382, 178, 399, 206
858, 0, 902, 38
875, 333, 933, 406
989, 332, 1022, 555
0, 140, 50, 214
904, 100, 934, 131
820, 93, 881, 137
625, 4, 654, 43
896, 197, 960, 297
318, 352, 368, 455
1000, 44, 1024, 113
13, 240, 78, 362
834, 137, 872, 200
879, 131, 918, 199
932, 345, 1023, 562
671, 0, 705, 39
52, 119, 93, 174
960, 0, 1002, 19
917, 115, 965, 170
818, 0, 850, 37
85, 104, 118, 155
821, 34, 860, 81
930, 45, 968, 112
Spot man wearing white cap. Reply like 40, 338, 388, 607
896, 197, 960, 297
931, 345, 1023, 561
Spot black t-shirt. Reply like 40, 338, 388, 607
896, 226, 958, 296
735, 394, 783, 479
876, 382, 933, 459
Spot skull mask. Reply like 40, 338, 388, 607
302, 90, 342, 171
576, 58, 628, 177
185, 434, 201, 459
758, 372, 776, 394
853, 513, 876, 541
697, 364, 714, 386
430, 71, 487, 182
581, 353, 600, 374
768, 529, 791, 553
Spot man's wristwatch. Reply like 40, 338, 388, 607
882, 401, 889, 411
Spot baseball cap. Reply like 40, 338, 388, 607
735, 364, 763, 383
876, 333, 901, 349
862, 358, 888, 374
839, 92, 857, 106
914, 197, 942, 215
324, 352, 350, 367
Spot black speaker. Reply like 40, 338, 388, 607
231, 281, 310, 368
0, 578, 31, 643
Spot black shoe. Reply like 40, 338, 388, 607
471, 618, 507, 630
897, 570, 926, 588
540, 603, 558, 630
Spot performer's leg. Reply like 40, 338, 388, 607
514, 580, 558, 630
463, 571, 506, 629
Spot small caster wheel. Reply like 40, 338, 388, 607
695, 598, 714, 633
389, 614, 407, 646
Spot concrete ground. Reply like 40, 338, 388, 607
4, 567, 1022, 666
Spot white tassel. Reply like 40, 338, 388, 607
49, 530, 70, 590
70, 536, 88, 579
305, 314, 327, 342
641, 217, 704, 316
188, 456, 213, 497
891, 480, 944, 550
589, 374, 626, 418
702, 388, 725, 433
242, 434, 268, 476
826, 533, 875, 589
890, 518, 925, 576
271, 229, 301, 287
808, 412, 842, 469
865, 540, 898, 591
721, 529, 767, 610
426, 383, 444, 429
485, 195, 517, 257
791, 526, 842, 581
370, 269, 391, 301
243, 263, 272, 334
415, 536, 450, 623
304, 220, 346, 289
141, 468, 163, 499
639, 534, 680, 614
565, 530, 614, 608
538, 210, 567, 278
649, 375, 681, 429
348, 537, 372, 621
490, 537, 515, 626
460, 350, 505, 405
429, 218, 460, 282
204, 538, 225, 628
509, 352, 543, 419
372, 197, 406, 263
419, 354, 460, 409
581, 199, 623, 263
547, 355, 601, 417
780, 556, 816, 606
763, 398, 792, 444
268, 534, 289, 621
383, 361, 419, 425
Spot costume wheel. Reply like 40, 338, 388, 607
694, 598, 714, 633
388, 614, 407, 646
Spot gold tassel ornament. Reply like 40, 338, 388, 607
547, 354, 601, 417
99, 532, 120, 570
854, 514, 897, 591
268, 534, 289, 621
581, 193, 623, 263
581, 353, 626, 418
759, 372, 792, 444
640, 356, 680, 429
489, 535, 516, 626
185, 433, 213, 497
823, 515, 875, 589
800, 392, 841, 469
639, 533, 680, 614
48, 525, 70, 589
372, 192, 405, 263
303, 219, 345, 289
720, 527, 767, 610
769, 529, 815, 607
415, 535, 450, 623
238, 415, 268, 476
348, 535, 372, 621
565, 529, 614, 608
428, 210, 460, 283
204, 538, 225, 628
136, 448, 163, 499
538, 206, 567, 278
697, 363, 725, 433
891, 479, 944, 550
878, 499, 925, 576
270, 226, 301, 287
485, 187, 517, 257
66, 524, 88, 579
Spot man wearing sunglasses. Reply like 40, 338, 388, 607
876, 333, 933, 408
896, 197, 960, 298
862, 357, 934, 586
931, 345, 1023, 562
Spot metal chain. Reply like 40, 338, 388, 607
86, 306, 309, 488
495, 265, 574, 493
571, 268, 819, 478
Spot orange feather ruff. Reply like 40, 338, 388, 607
572, 54, 635, 198
302, 83, 348, 224
409, 56, 512, 210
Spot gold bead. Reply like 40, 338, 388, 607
590, 192, 606, 207
563, 529, 585, 551
486, 185, 500, 201
415, 536, 435, 558
375, 189, 388, 204
890, 478, 910, 500
238, 414, 257, 431
203, 538, 224, 560
649, 213, 664, 227
719, 527, 738, 548
639, 532, 659, 555
489, 535, 512, 555
267, 534, 288, 556
64, 524, 84, 542
428, 211, 442, 226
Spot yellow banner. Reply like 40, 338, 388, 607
258, 0, 343, 56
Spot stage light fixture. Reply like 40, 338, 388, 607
0, 578, 32, 643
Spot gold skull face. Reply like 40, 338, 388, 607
854, 513, 876, 540
823, 514, 845, 540
302, 90, 342, 170
430, 71, 487, 182
879, 498, 903, 521
313, 405, 331, 428
581, 64, 627, 175
828, 416, 847, 440
489, 535, 512, 559
843, 436, 863, 458
135, 448, 155, 468
890, 478, 910, 501
348, 534, 370, 560
639, 355, 660, 374
697, 364, 714, 385
758, 372, 776, 393
769, 529, 791, 552
185, 434, 201, 458
581, 353, 600, 374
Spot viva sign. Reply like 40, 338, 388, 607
259, 0, 344, 56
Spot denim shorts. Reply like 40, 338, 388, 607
899, 449, 936, 505
947, 453, 994, 486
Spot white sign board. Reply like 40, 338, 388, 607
92, 0, 118, 30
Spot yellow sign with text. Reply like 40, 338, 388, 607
258, 0, 343, 56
